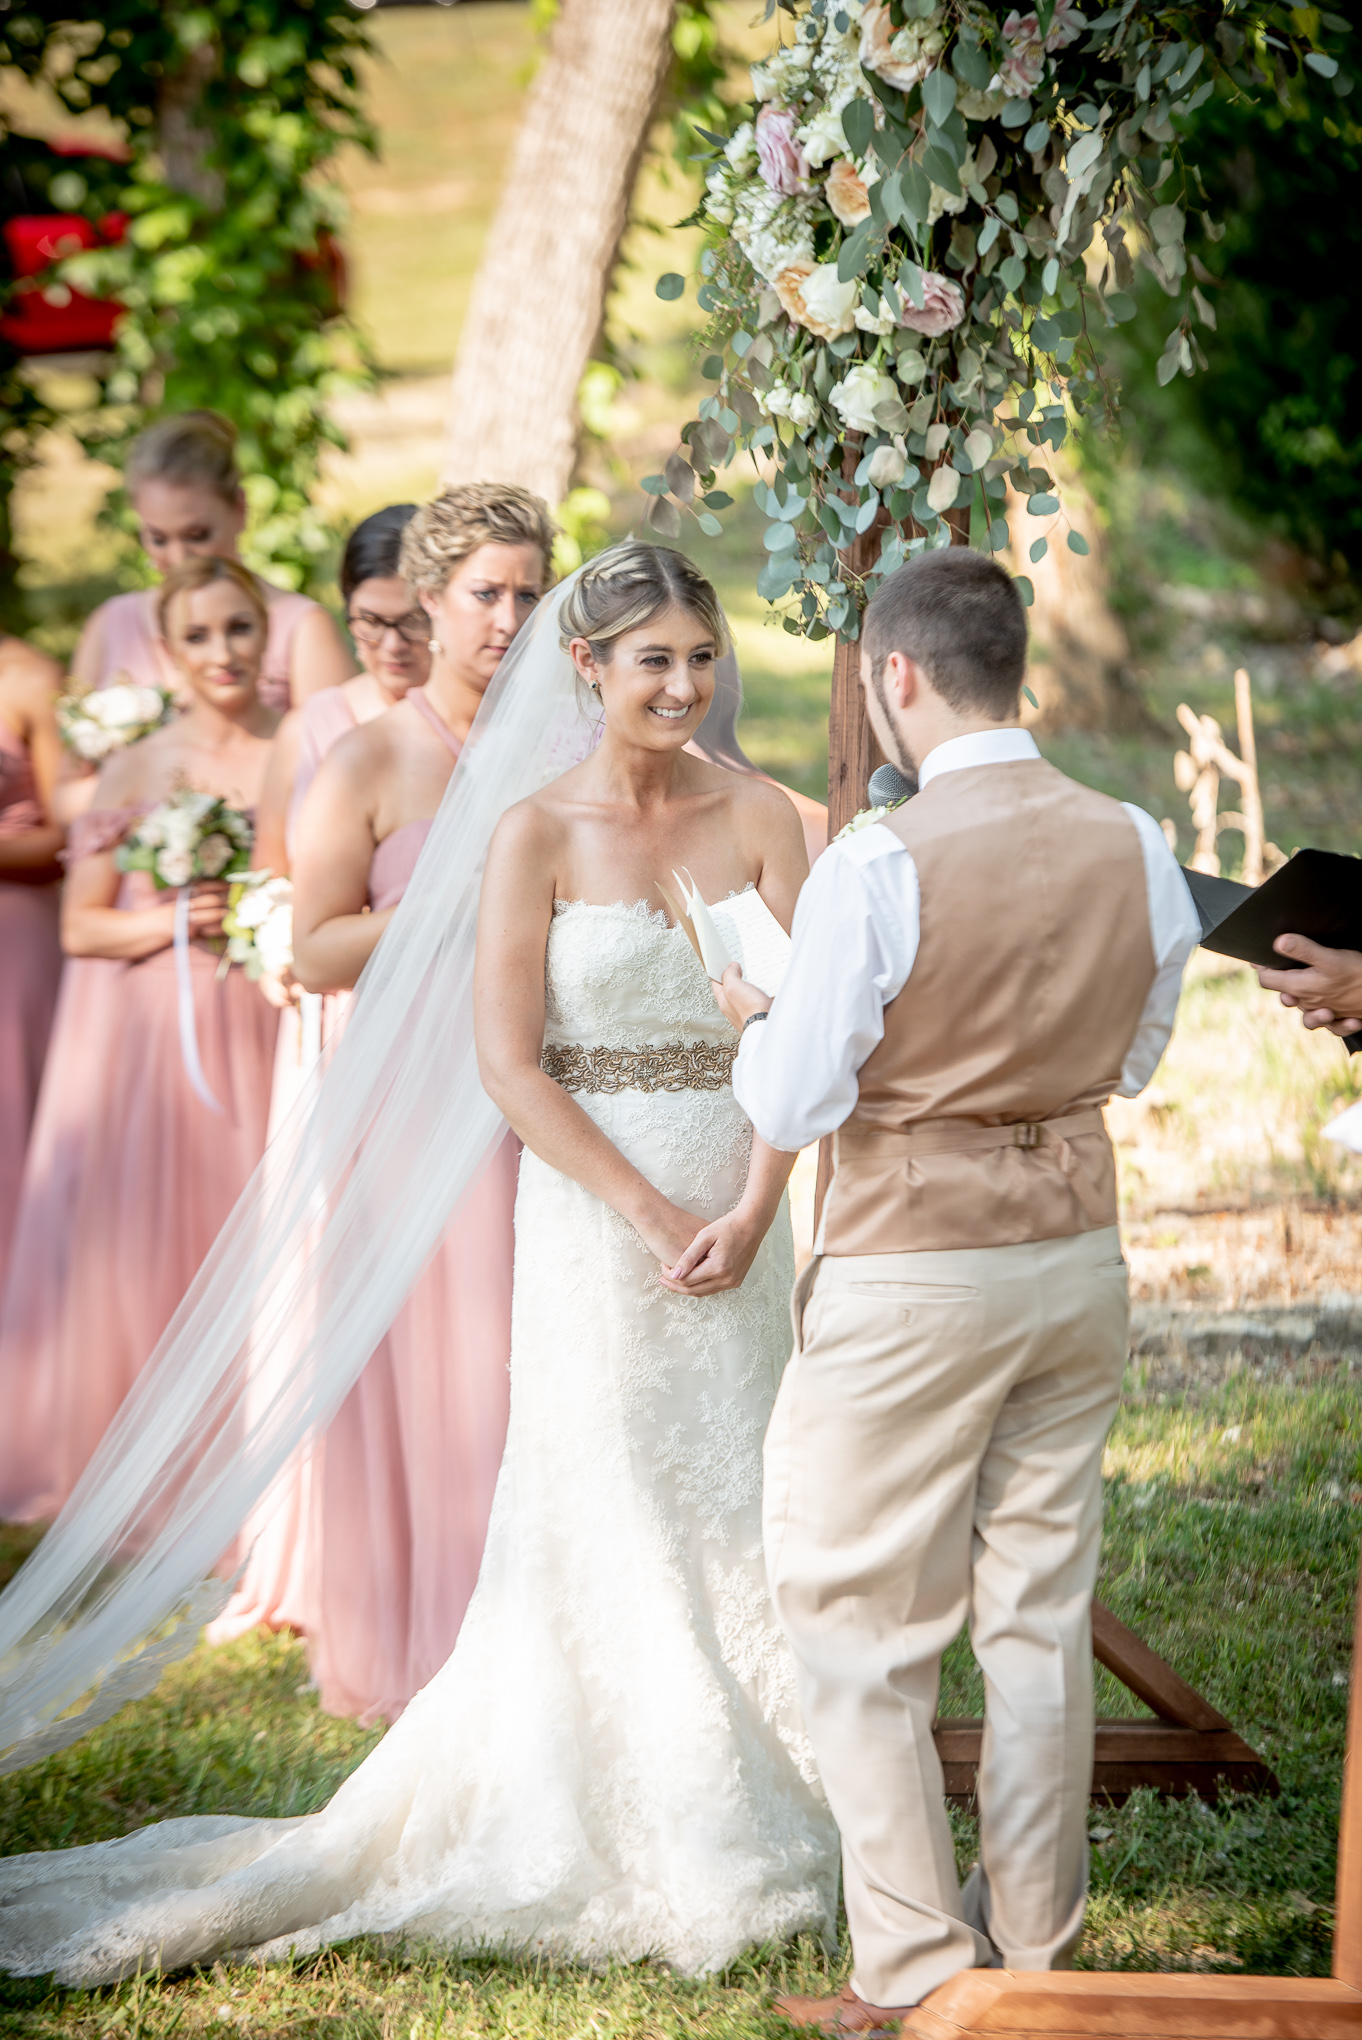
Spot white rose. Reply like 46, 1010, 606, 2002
157, 848, 195, 888
724, 120, 756, 171
762, 382, 794, 418
704, 170, 734, 226
830, 362, 898, 434
867, 440, 908, 488
855, 301, 897, 335
788, 391, 820, 434
799, 106, 853, 167
255, 903, 293, 978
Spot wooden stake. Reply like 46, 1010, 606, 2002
1336, 1548, 1362, 1988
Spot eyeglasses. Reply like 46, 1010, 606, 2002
348, 608, 429, 647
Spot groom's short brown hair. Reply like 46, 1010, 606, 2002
864, 550, 1028, 721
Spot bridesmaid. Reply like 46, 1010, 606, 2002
67, 408, 353, 720
0, 558, 281, 1522
0, 633, 64, 1301
209, 502, 431, 1644
270, 483, 552, 1725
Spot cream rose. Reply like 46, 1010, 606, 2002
826, 158, 871, 227
788, 391, 819, 435
830, 362, 898, 435
860, 0, 944, 90
774, 259, 858, 341
867, 439, 908, 488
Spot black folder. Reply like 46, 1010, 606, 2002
1181, 849, 1362, 1053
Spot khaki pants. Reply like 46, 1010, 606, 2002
763, 1228, 1129, 2009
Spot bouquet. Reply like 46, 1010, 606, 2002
644, 0, 1350, 641
222, 873, 294, 983
57, 678, 176, 761
115, 789, 254, 891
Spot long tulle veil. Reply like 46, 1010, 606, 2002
0, 577, 764, 1773
0, 578, 606, 1769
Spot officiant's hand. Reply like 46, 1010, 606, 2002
1258, 934, 1362, 1035
659, 1209, 764, 1296
713, 962, 771, 1032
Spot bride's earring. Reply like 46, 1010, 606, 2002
428, 637, 442, 656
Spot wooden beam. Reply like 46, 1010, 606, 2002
1090, 1600, 1230, 1731
1334, 1548, 1362, 1988
902, 1968, 1362, 2038
933, 1718, 1277, 1808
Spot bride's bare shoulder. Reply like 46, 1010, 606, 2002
487, 783, 569, 874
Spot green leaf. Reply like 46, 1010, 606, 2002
646, 495, 682, 539
1032, 315, 1061, 350
764, 521, 798, 553
1027, 492, 1059, 515
1022, 682, 1039, 705
978, 216, 1001, 257
1066, 530, 1090, 555
899, 162, 931, 228
837, 217, 879, 283
921, 146, 960, 197
1149, 204, 1185, 247
640, 474, 669, 496
696, 512, 724, 538
1029, 536, 1048, 563
842, 94, 875, 157
757, 556, 797, 601
921, 70, 957, 126
655, 272, 685, 301
986, 516, 1010, 551
999, 255, 1026, 292
1015, 577, 1035, 607
702, 490, 734, 510
1306, 51, 1340, 78
701, 355, 723, 380
1105, 290, 1136, 322
1023, 121, 1050, 153
1000, 97, 1032, 131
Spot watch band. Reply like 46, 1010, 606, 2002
742, 1009, 770, 1031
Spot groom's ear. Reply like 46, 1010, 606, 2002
883, 650, 924, 710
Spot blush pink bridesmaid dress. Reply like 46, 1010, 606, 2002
0, 808, 278, 1523
0, 715, 62, 1303
215, 689, 517, 1727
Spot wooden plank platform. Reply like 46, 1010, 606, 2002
901, 1970, 1362, 2040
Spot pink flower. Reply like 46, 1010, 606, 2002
898, 270, 966, 337
998, 0, 1082, 96
756, 105, 810, 197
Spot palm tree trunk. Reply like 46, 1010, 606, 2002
441, 0, 676, 506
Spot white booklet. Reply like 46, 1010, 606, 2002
660, 868, 791, 998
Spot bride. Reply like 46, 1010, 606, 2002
0, 541, 839, 1984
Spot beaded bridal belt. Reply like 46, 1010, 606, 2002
541, 1040, 736, 1094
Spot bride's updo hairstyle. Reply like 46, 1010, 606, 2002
559, 540, 728, 666
399, 483, 556, 595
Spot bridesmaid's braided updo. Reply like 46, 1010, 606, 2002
558, 541, 728, 663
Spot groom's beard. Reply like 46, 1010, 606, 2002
871, 664, 917, 778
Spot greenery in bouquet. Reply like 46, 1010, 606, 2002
114, 789, 253, 892
221, 873, 294, 984
56, 681, 177, 763
647, 0, 1354, 641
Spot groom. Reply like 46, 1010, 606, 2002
714, 549, 1200, 2030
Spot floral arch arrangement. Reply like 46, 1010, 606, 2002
647, 0, 1353, 641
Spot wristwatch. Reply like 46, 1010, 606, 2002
742, 1010, 769, 1031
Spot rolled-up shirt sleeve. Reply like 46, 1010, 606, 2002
1116, 803, 1202, 1097
733, 825, 920, 1151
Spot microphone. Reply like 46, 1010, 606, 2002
868, 762, 918, 806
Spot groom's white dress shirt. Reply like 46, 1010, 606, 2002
734, 728, 1202, 1153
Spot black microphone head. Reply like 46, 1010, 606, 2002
868, 762, 918, 807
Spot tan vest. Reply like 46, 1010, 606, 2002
819, 758, 1156, 1256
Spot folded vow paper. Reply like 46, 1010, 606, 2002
658, 868, 792, 998
1181, 848, 1362, 1054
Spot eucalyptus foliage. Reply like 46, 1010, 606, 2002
647, 0, 1353, 640
0, 2, 376, 599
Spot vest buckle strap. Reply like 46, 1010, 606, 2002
1013, 1122, 1043, 1149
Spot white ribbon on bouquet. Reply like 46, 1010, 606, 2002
173, 886, 226, 1116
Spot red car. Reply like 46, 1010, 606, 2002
0, 140, 127, 356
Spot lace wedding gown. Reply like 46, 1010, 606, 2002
0, 898, 838, 1985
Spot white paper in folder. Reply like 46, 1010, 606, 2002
660, 868, 791, 997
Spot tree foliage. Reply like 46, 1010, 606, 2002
645, 0, 1354, 640
0, 1, 376, 614
1094, 73, 1362, 579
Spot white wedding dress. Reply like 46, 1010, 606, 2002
0, 898, 839, 1985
